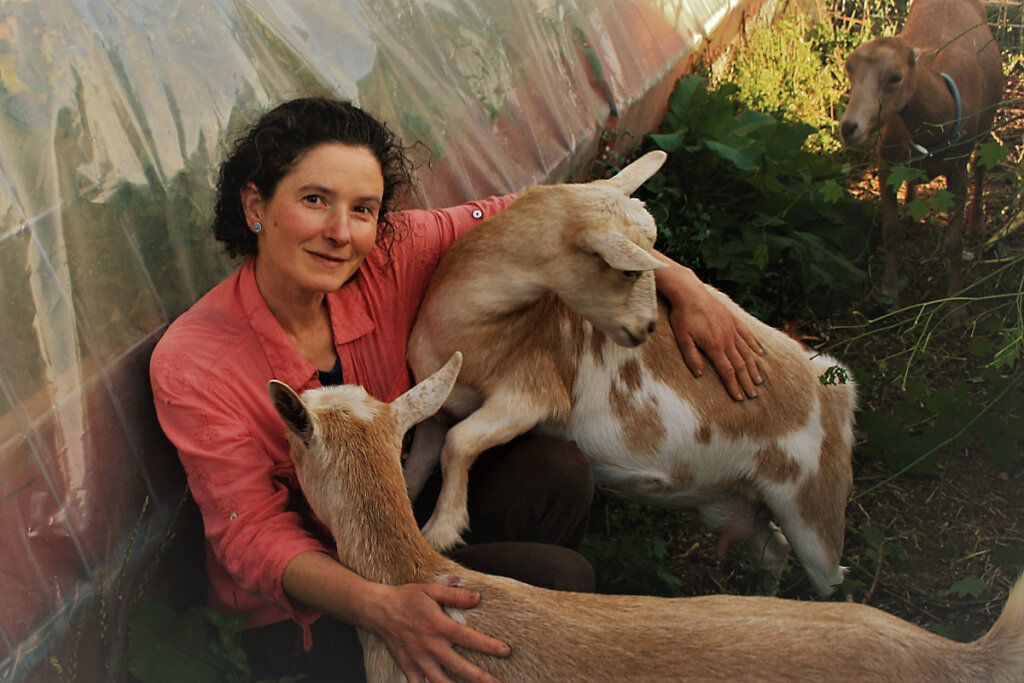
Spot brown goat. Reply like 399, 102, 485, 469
268, 353, 1024, 682
840, 0, 1003, 305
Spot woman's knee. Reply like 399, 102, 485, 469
483, 434, 594, 504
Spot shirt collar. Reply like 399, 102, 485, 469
238, 259, 374, 390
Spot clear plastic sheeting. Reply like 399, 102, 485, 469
0, 0, 757, 679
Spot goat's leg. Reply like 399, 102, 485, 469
699, 499, 790, 577
405, 414, 448, 502
765, 483, 847, 597
878, 165, 903, 305
943, 165, 970, 299
421, 397, 547, 552
966, 157, 986, 238
744, 521, 791, 578
905, 181, 917, 204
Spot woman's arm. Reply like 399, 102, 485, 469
283, 551, 508, 683
653, 250, 763, 401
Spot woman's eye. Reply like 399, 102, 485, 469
304, 194, 325, 205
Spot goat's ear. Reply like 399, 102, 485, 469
268, 380, 314, 443
392, 352, 462, 435
578, 230, 667, 272
605, 150, 667, 195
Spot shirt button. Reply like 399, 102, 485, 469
472, 209, 484, 219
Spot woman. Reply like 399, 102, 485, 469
150, 97, 762, 683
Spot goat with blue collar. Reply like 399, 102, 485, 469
840, 0, 1003, 308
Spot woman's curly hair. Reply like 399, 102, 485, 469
213, 97, 414, 258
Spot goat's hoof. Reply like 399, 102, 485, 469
422, 519, 466, 553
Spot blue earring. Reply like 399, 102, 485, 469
252, 222, 262, 233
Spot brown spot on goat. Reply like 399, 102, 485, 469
753, 443, 800, 485
641, 298, 814, 442
694, 422, 712, 445
608, 358, 666, 456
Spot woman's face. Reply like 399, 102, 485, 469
245, 142, 384, 299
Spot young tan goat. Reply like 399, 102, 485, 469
840, 0, 1004, 305
268, 353, 1024, 682
406, 150, 856, 598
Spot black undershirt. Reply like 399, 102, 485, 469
318, 357, 344, 386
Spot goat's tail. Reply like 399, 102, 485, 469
968, 573, 1024, 681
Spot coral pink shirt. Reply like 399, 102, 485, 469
150, 196, 515, 638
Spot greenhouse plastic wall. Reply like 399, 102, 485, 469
0, 0, 760, 679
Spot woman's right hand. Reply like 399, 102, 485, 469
363, 582, 509, 683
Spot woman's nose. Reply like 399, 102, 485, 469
324, 212, 351, 243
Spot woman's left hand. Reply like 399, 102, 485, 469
654, 252, 763, 401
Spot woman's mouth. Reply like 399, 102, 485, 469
308, 250, 347, 266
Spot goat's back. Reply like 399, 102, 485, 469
900, 0, 1002, 114
430, 570, 1023, 682
571, 288, 855, 488
900, 0, 987, 47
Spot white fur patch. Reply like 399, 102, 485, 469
301, 385, 382, 424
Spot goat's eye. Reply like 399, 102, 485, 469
886, 73, 903, 87
622, 270, 641, 278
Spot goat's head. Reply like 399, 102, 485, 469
840, 38, 920, 147
267, 352, 463, 522
553, 150, 669, 348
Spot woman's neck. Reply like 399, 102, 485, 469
253, 259, 336, 371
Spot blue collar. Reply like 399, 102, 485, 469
910, 73, 963, 159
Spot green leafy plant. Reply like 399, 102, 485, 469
583, 496, 689, 597
126, 601, 251, 683
125, 600, 303, 683
637, 74, 871, 323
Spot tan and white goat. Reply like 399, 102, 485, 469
406, 150, 857, 598
840, 0, 1004, 304
268, 353, 1024, 682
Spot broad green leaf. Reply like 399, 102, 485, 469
649, 131, 686, 153
992, 544, 1024, 569
887, 164, 927, 191
928, 189, 955, 213
906, 198, 932, 221
858, 524, 885, 550
664, 75, 703, 128
977, 141, 1009, 169
950, 577, 988, 598
704, 139, 760, 171
815, 179, 839, 202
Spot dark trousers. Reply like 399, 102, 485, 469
242, 433, 595, 681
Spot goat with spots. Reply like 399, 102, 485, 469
269, 353, 1024, 682
406, 151, 857, 598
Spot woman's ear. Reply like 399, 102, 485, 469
240, 182, 264, 225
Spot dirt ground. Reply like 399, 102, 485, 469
587, 65, 1024, 642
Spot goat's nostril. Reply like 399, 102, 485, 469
647, 321, 656, 334
840, 121, 857, 141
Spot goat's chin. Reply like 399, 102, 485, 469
840, 129, 872, 148
607, 327, 647, 348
